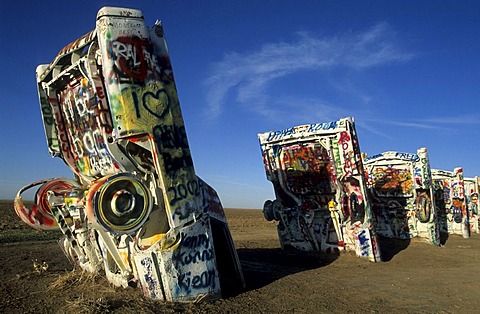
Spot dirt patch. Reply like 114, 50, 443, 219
1, 201, 479, 313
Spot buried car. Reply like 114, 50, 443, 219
258, 117, 381, 262
363, 148, 440, 245
14, 6, 244, 302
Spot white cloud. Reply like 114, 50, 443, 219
413, 115, 480, 125
364, 114, 480, 130
204, 22, 413, 121
366, 119, 441, 130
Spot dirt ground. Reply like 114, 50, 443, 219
1, 200, 480, 313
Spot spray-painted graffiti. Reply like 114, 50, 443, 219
415, 191, 432, 223
167, 225, 220, 297
139, 256, 163, 299
178, 270, 217, 292
363, 148, 439, 245
265, 121, 338, 142
280, 143, 334, 195
168, 179, 201, 206
14, 6, 243, 302
370, 166, 413, 197
59, 80, 118, 177
173, 232, 215, 268
108, 36, 161, 83
258, 117, 381, 262
338, 131, 358, 177
432, 168, 469, 238
357, 229, 371, 257
464, 177, 479, 233
341, 177, 366, 223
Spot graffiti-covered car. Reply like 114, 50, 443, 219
464, 176, 479, 234
258, 117, 381, 262
432, 168, 470, 238
14, 7, 244, 302
363, 148, 439, 245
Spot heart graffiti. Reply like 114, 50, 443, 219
142, 89, 169, 119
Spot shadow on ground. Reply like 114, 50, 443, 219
236, 247, 337, 292
377, 236, 411, 262
439, 231, 449, 246
377, 230, 450, 262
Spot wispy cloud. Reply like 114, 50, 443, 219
358, 114, 480, 139
365, 119, 442, 130
204, 22, 413, 121
365, 114, 480, 128
412, 116, 480, 125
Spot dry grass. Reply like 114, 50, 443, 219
48, 269, 108, 291
47, 269, 193, 313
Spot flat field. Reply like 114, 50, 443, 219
1, 200, 479, 313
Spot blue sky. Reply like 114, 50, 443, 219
1, 1, 479, 208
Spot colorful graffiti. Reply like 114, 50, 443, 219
369, 166, 413, 197
464, 177, 479, 234
281, 143, 334, 196
363, 149, 439, 245
14, 7, 244, 302
258, 117, 381, 262
432, 168, 470, 239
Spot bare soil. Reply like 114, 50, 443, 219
1, 200, 479, 313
